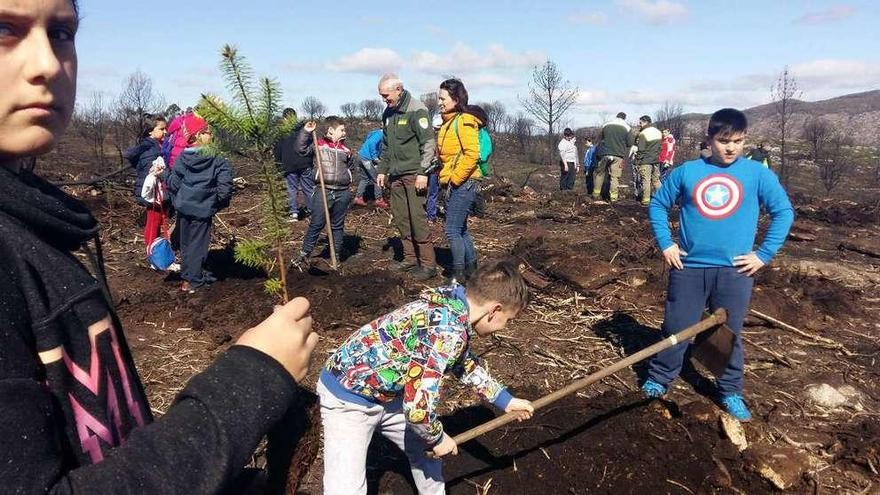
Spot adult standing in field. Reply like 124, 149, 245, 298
376, 74, 438, 281
436, 78, 484, 283
659, 127, 676, 181
557, 128, 578, 190
746, 142, 771, 168
592, 112, 631, 203
274, 108, 315, 220
629, 115, 663, 205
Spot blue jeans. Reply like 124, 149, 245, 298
647, 267, 754, 395
444, 180, 478, 271
426, 171, 440, 221
285, 168, 315, 215
301, 189, 351, 257
356, 159, 382, 200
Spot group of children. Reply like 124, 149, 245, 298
125, 111, 233, 293
1, 1, 796, 491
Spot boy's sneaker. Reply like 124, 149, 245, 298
641, 379, 668, 399
180, 281, 197, 294
448, 269, 466, 285
291, 253, 310, 271
375, 198, 390, 209
167, 262, 181, 273
352, 197, 368, 207
288, 212, 299, 223
720, 394, 752, 422
411, 265, 437, 282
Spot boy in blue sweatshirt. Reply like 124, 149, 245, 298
640, 108, 794, 421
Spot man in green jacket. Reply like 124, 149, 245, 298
629, 115, 663, 205
593, 112, 631, 203
376, 73, 438, 281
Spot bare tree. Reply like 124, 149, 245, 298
164, 103, 182, 120
479, 101, 507, 133
801, 116, 832, 161
340, 102, 358, 120
114, 70, 165, 152
359, 98, 383, 121
301, 96, 326, 120
420, 92, 439, 121
509, 112, 535, 151
655, 101, 686, 142
74, 91, 113, 172
819, 131, 851, 193
770, 66, 802, 187
518, 60, 579, 163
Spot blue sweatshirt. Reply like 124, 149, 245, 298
583, 144, 596, 170
649, 156, 794, 268
358, 129, 384, 161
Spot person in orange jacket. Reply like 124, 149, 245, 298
436, 78, 485, 283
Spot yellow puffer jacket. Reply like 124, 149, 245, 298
438, 112, 483, 186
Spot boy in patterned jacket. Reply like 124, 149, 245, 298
318, 260, 534, 494
640, 108, 794, 421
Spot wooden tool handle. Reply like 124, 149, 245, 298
449, 308, 727, 447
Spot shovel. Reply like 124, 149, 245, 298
448, 308, 734, 448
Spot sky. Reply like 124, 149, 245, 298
75, 0, 880, 127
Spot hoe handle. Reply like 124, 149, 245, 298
450, 308, 727, 447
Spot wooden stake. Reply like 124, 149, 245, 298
311, 130, 338, 270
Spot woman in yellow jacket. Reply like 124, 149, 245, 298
437, 78, 484, 283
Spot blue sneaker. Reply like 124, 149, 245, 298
720, 394, 752, 421
641, 379, 668, 399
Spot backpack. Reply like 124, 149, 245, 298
451, 115, 494, 177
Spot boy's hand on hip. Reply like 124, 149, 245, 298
505, 398, 535, 421
234, 297, 318, 383
663, 244, 687, 270
377, 173, 386, 188
431, 433, 458, 458
734, 252, 764, 276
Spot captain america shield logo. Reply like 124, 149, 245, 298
692, 174, 743, 219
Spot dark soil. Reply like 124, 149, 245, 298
375, 392, 773, 494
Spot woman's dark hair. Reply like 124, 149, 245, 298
439, 78, 469, 113
71, 0, 79, 16
140, 113, 166, 139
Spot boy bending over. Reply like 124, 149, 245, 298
641, 108, 794, 421
318, 260, 534, 494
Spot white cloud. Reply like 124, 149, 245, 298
411, 43, 545, 74
615, 0, 688, 24
794, 5, 855, 25
326, 48, 405, 74
568, 11, 608, 25
790, 59, 880, 89
578, 90, 611, 107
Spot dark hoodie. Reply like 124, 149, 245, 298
165, 148, 233, 219
123, 137, 162, 206
0, 165, 298, 493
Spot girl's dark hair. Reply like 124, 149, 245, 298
439, 78, 469, 112
71, 0, 79, 16
140, 113, 166, 139
707, 108, 748, 138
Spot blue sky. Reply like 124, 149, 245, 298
76, 0, 879, 126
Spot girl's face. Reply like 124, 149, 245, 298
149, 120, 167, 141
195, 128, 212, 146
438, 89, 458, 114
0, 0, 78, 160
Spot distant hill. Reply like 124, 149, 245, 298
681, 90, 880, 146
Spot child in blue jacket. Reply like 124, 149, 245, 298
165, 117, 233, 292
640, 108, 794, 421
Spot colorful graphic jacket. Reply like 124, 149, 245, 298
321, 285, 512, 445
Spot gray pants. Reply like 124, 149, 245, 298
317, 381, 445, 495
178, 214, 212, 287
356, 159, 383, 200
